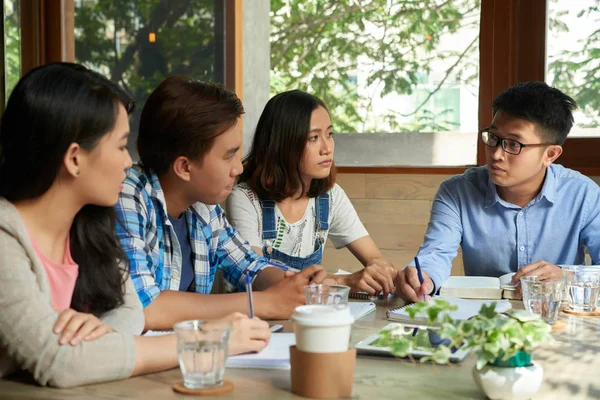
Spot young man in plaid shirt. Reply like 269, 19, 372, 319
116, 77, 327, 330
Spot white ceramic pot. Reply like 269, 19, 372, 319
472, 361, 543, 400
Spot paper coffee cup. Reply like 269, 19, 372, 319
292, 305, 355, 353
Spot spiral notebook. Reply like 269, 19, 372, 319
386, 296, 512, 325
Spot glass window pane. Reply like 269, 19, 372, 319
270, 0, 480, 166
547, 0, 600, 137
4, 0, 20, 99
74, 0, 225, 156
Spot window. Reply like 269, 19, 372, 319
4, 0, 20, 100
269, 0, 481, 167
547, 0, 600, 137
74, 0, 228, 156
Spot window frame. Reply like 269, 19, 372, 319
18, 0, 241, 94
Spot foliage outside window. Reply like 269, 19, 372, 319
75, 0, 221, 130
4, 0, 20, 99
270, 0, 481, 134
547, 0, 600, 132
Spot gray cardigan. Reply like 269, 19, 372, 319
0, 198, 144, 387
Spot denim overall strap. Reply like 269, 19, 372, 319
260, 199, 277, 241
314, 193, 330, 246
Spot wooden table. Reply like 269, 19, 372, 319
1, 298, 599, 399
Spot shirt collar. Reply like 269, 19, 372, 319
484, 165, 556, 209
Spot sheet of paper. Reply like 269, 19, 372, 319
143, 330, 174, 337
499, 273, 517, 288
348, 302, 376, 320
335, 269, 352, 275
226, 333, 295, 370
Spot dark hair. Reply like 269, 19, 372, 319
137, 77, 244, 176
0, 62, 134, 316
239, 90, 336, 202
492, 81, 577, 145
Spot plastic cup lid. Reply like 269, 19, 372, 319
292, 304, 355, 327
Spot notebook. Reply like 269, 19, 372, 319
386, 296, 512, 325
348, 302, 377, 320
226, 333, 295, 370
439, 273, 518, 300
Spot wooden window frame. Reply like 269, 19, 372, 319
19, 0, 241, 95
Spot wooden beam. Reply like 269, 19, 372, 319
225, 0, 243, 100
19, 0, 74, 75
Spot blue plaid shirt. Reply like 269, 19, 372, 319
115, 165, 267, 307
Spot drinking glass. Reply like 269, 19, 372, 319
520, 276, 564, 325
304, 284, 350, 305
173, 320, 231, 389
563, 265, 600, 312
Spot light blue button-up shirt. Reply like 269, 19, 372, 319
411, 164, 600, 290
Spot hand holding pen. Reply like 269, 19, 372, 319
393, 256, 434, 303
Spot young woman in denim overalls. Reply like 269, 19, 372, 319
226, 90, 398, 296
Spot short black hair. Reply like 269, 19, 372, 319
492, 81, 577, 145
137, 77, 244, 176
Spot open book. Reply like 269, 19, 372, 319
439, 273, 518, 300
386, 296, 512, 325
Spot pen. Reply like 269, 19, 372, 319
412, 256, 425, 337
245, 274, 255, 319
414, 256, 424, 301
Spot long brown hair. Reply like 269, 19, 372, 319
239, 90, 336, 201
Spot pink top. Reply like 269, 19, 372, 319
30, 234, 79, 312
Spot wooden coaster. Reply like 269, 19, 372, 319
172, 379, 234, 396
563, 307, 600, 317
550, 319, 567, 331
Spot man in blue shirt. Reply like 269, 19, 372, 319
395, 82, 600, 302
116, 77, 327, 331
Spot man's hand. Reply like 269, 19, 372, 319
511, 260, 563, 284
259, 265, 328, 319
394, 266, 434, 302
53, 308, 114, 346
335, 264, 397, 295
222, 313, 271, 356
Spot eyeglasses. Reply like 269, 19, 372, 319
480, 129, 554, 155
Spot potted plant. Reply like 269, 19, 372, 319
376, 299, 553, 400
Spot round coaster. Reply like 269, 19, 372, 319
562, 307, 600, 317
172, 379, 234, 396
550, 319, 567, 331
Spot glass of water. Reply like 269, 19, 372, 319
563, 265, 600, 312
520, 276, 564, 325
173, 320, 231, 389
304, 284, 350, 305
